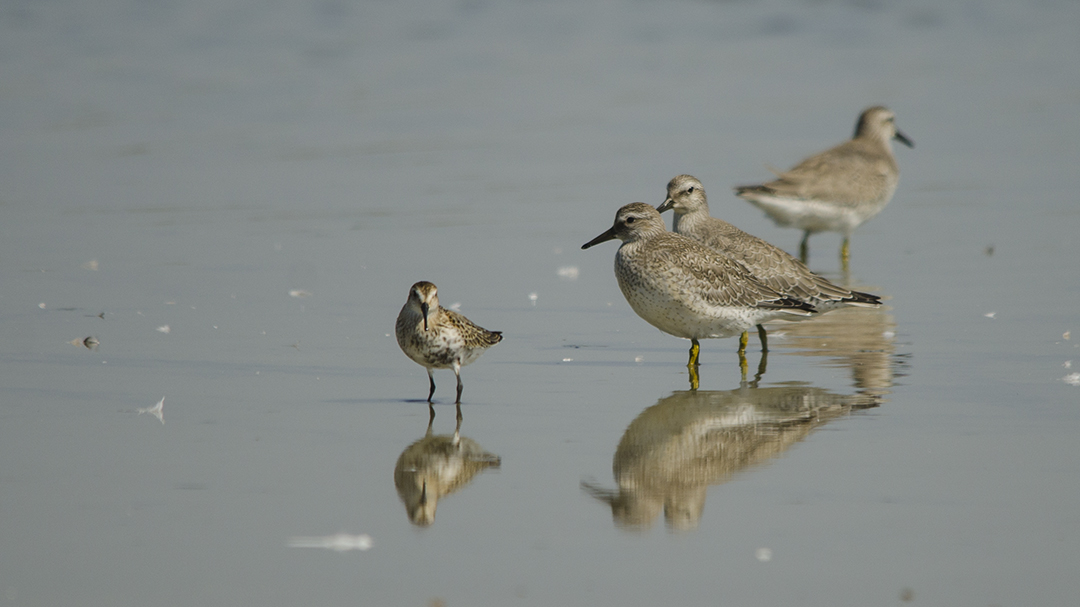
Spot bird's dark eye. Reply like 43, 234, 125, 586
687, 187, 695, 193
625, 216, 636, 224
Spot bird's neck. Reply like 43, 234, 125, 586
673, 208, 707, 233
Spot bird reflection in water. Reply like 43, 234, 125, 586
772, 295, 899, 402
393, 410, 501, 527
582, 379, 878, 532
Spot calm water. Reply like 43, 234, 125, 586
2, 0, 1079, 605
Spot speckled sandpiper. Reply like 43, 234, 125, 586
581, 203, 815, 382
659, 174, 880, 350
396, 281, 502, 406
735, 106, 913, 265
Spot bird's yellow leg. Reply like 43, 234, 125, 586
756, 324, 768, 352
688, 362, 700, 391
687, 338, 700, 369
840, 237, 851, 269
738, 348, 749, 380
738, 331, 749, 354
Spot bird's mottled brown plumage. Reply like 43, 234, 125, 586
735, 106, 913, 261
581, 203, 814, 347
396, 281, 502, 404
660, 174, 880, 310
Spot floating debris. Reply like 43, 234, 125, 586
1065, 331, 1071, 341
1064, 373, 1080, 387
755, 547, 772, 562
38, 303, 46, 309
289, 289, 312, 298
528, 292, 538, 306
157, 325, 170, 334
70, 336, 100, 350
634, 356, 644, 363
562, 358, 573, 362
81, 259, 99, 271
984, 312, 996, 319
138, 397, 165, 424
556, 266, 580, 281
287, 533, 373, 552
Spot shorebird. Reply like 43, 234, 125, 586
395, 281, 502, 406
659, 174, 880, 350
735, 106, 913, 265
581, 203, 814, 383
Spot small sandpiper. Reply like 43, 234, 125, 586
582, 203, 815, 382
396, 281, 502, 406
735, 106, 913, 265
659, 174, 880, 350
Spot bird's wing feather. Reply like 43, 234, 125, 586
642, 235, 809, 311
443, 309, 503, 347
749, 140, 893, 206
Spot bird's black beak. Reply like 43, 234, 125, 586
656, 198, 675, 213
581, 226, 618, 250
894, 129, 914, 148
420, 302, 429, 331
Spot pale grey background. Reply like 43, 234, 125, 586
2, 0, 1078, 605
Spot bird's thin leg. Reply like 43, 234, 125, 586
840, 236, 851, 274
757, 324, 769, 352
738, 331, 749, 354
687, 338, 701, 368
453, 361, 464, 405
800, 231, 811, 264
687, 338, 701, 389
426, 369, 436, 403
455, 402, 463, 429
738, 348, 749, 380
427, 403, 436, 429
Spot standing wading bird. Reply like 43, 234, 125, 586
581, 203, 815, 386
658, 174, 881, 351
735, 106, 913, 267
396, 281, 502, 413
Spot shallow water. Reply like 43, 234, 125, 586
2, 0, 1079, 605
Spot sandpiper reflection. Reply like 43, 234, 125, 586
582, 384, 878, 531
393, 413, 501, 527
773, 296, 899, 401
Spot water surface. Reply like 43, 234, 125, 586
2, 0, 1079, 605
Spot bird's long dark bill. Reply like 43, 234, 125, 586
894, 129, 914, 148
420, 302, 429, 331
656, 198, 674, 213
581, 226, 617, 249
